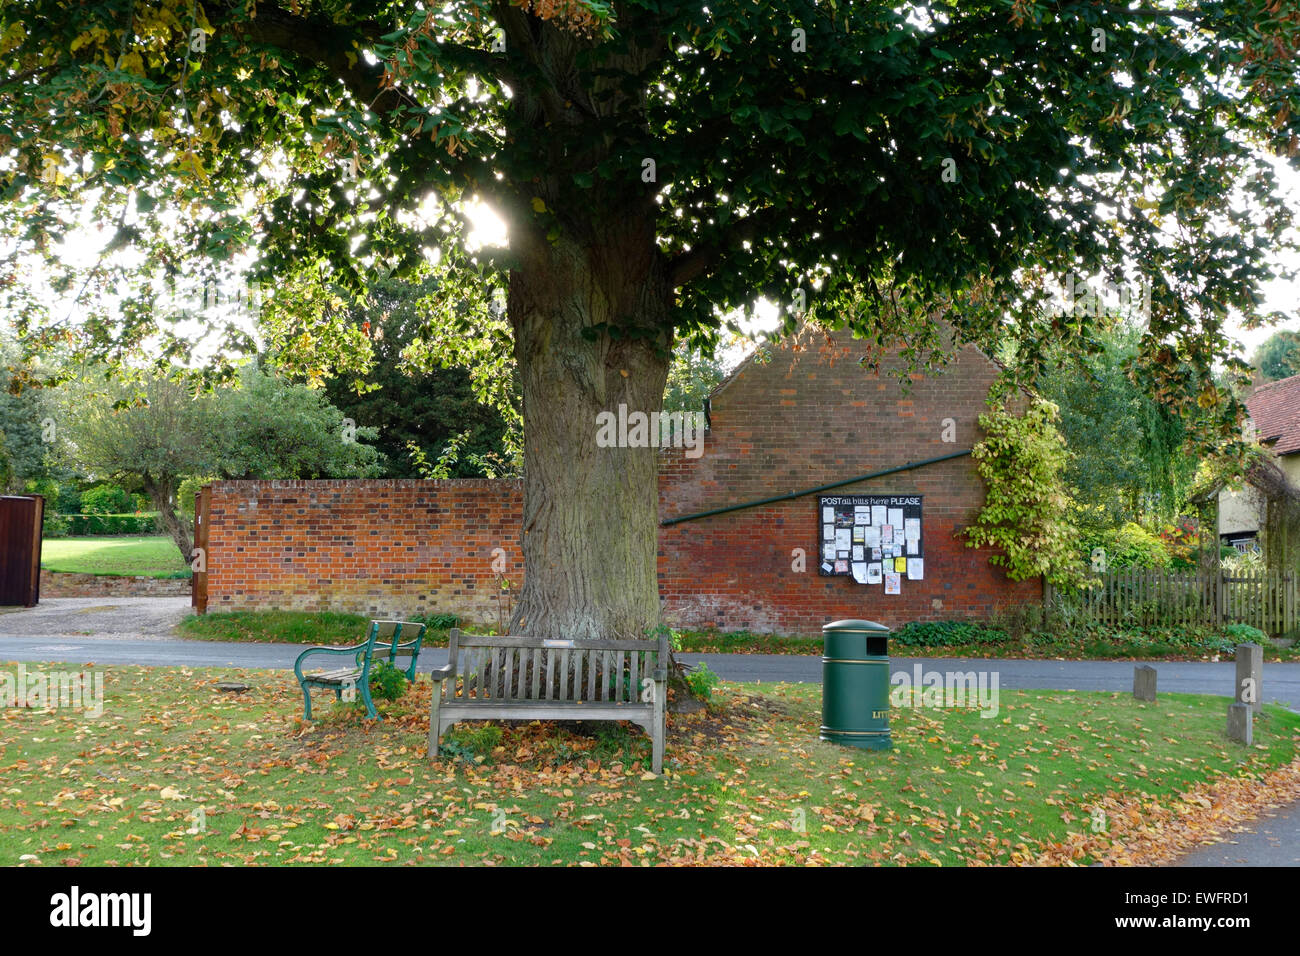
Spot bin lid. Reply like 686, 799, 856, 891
822, 619, 890, 633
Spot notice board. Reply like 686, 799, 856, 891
818, 495, 923, 592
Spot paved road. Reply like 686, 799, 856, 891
2, 599, 1298, 706
1178, 801, 1300, 867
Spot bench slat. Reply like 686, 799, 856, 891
304, 668, 361, 684
441, 700, 653, 719
629, 650, 639, 704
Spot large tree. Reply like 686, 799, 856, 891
2, 1, 1298, 639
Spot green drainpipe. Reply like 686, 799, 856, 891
660, 449, 972, 527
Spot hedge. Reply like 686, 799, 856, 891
45, 513, 164, 537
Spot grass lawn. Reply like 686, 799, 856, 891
1, 660, 1295, 866
40, 536, 189, 578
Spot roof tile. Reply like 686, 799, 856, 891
1247, 373, 1300, 456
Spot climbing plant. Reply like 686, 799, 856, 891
966, 397, 1087, 590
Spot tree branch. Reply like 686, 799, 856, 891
667, 205, 797, 289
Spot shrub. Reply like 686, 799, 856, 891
62, 512, 162, 535
419, 612, 460, 630
80, 484, 133, 515
1222, 549, 1265, 574
1223, 623, 1268, 645
41, 513, 70, 538
684, 662, 720, 700
1082, 522, 1170, 570
965, 397, 1086, 588
1157, 517, 1199, 570
367, 660, 410, 702
891, 620, 1009, 647
647, 623, 683, 653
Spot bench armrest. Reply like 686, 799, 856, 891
293, 642, 370, 682
428, 664, 454, 681
651, 668, 668, 682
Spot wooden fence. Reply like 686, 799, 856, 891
1045, 567, 1297, 634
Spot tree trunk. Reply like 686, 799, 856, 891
506, 222, 673, 641
143, 477, 193, 565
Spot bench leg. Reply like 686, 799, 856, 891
360, 680, 379, 720
301, 683, 314, 721
427, 680, 442, 759
652, 679, 666, 774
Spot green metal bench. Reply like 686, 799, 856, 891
427, 629, 669, 773
294, 619, 427, 720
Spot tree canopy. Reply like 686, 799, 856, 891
319, 276, 518, 479
4, 1, 1299, 637
2, 2, 1295, 401
1253, 329, 1300, 382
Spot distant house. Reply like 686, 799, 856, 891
1217, 372, 1300, 549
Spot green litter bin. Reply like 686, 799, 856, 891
820, 619, 891, 750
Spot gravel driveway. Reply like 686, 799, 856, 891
0, 597, 191, 641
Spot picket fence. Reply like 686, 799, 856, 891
1045, 567, 1297, 634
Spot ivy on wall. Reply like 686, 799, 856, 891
965, 398, 1087, 590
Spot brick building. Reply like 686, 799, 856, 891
656, 324, 1039, 632
198, 325, 1039, 634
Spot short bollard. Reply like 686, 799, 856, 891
1235, 642, 1263, 714
1227, 702, 1253, 745
1133, 665, 1157, 702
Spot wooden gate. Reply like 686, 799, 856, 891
191, 484, 210, 614
0, 495, 44, 607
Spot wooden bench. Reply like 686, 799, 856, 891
294, 619, 427, 720
427, 630, 669, 773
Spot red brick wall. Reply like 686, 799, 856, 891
656, 325, 1040, 634
205, 479, 524, 626
204, 327, 1039, 634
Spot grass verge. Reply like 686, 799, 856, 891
1, 660, 1294, 866
179, 610, 1299, 662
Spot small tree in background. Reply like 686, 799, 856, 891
56, 366, 381, 560
56, 376, 211, 559
320, 277, 516, 479
1253, 330, 1300, 383
206, 365, 382, 481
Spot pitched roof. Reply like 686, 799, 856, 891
1247, 372, 1300, 456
